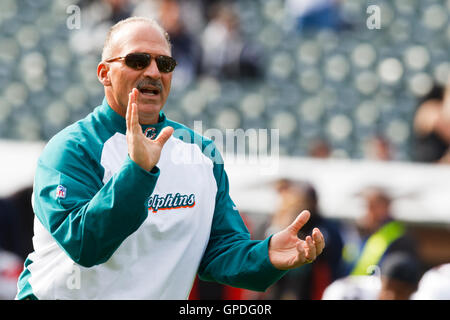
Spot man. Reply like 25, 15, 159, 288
378, 253, 421, 300
350, 187, 417, 276
16, 17, 324, 299
412, 84, 450, 163
263, 180, 343, 300
322, 253, 422, 300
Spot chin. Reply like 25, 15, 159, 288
138, 104, 163, 122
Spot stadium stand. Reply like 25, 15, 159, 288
0, 0, 448, 162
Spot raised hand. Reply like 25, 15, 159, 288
268, 210, 325, 270
126, 88, 173, 171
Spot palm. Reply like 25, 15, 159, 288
127, 131, 162, 171
269, 230, 308, 270
269, 211, 325, 270
126, 89, 173, 171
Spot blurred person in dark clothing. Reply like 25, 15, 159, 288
0, 186, 34, 260
103, 0, 133, 24
158, 0, 202, 91
0, 186, 34, 299
0, 198, 15, 252
412, 83, 450, 163
200, 2, 262, 79
0, 247, 23, 300
262, 180, 344, 300
285, 0, 351, 32
378, 252, 422, 300
322, 252, 422, 300
349, 187, 418, 277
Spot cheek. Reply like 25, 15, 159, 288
162, 75, 172, 96
112, 70, 137, 97
111, 65, 138, 86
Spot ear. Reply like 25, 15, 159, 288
97, 62, 111, 87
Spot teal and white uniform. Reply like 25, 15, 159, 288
16, 98, 286, 299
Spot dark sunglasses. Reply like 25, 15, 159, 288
105, 52, 177, 73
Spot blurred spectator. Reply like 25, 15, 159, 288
378, 252, 422, 300
0, 186, 34, 300
70, 0, 134, 56
200, 2, 262, 79
0, 248, 23, 300
347, 187, 418, 277
284, 0, 348, 32
412, 84, 450, 163
158, 0, 203, 91
308, 138, 331, 159
322, 275, 381, 300
102, 0, 133, 24
262, 180, 344, 300
323, 253, 422, 300
0, 197, 16, 253
322, 252, 421, 300
364, 135, 392, 161
412, 263, 450, 300
0, 186, 34, 260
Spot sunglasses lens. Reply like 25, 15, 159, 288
124, 53, 176, 72
156, 56, 177, 73
125, 53, 150, 70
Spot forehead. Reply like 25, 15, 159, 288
111, 22, 171, 57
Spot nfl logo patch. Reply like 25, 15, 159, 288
144, 127, 157, 140
56, 185, 66, 199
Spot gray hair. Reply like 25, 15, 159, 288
101, 16, 172, 61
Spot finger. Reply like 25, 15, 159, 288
315, 228, 325, 247
126, 89, 138, 130
130, 102, 142, 135
296, 240, 312, 264
126, 91, 133, 131
129, 87, 138, 103
154, 126, 174, 147
296, 241, 307, 260
305, 236, 317, 262
287, 210, 310, 235
313, 228, 325, 255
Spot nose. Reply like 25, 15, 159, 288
143, 57, 161, 79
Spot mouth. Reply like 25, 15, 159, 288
138, 86, 161, 97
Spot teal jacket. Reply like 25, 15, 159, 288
17, 98, 286, 299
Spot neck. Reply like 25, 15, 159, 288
105, 90, 125, 118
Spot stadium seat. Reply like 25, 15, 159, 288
0, 0, 448, 160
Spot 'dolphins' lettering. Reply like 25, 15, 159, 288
148, 193, 196, 213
